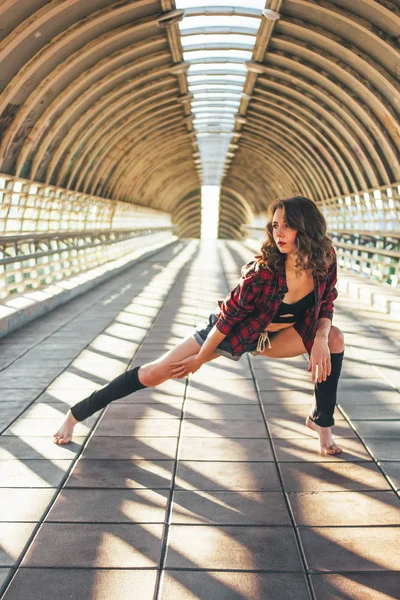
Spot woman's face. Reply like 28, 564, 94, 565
272, 208, 297, 255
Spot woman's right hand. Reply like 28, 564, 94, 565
169, 355, 203, 379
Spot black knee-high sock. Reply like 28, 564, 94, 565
310, 351, 344, 427
70, 366, 146, 422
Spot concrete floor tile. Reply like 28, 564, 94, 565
351, 421, 400, 438
310, 572, 400, 600
252, 357, 306, 370
264, 404, 344, 419
364, 439, 400, 461
0, 390, 41, 404
379, 462, 400, 490
0, 569, 11, 594
46, 489, 169, 522
338, 379, 394, 391
66, 459, 174, 489
2, 568, 158, 600
184, 404, 263, 419
189, 379, 256, 394
192, 366, 253, 381
47, 372, 103, 391
182, 419, 268, 438
171, 491, 290, 525
0, 401, 33, 417
94, 418, 180, 437
273, 438, 372, 462
355, 348, 399, 361
34, 389, 96, 405
0, 436, 85, 460
160, 571, 310, 600
20, 403, 70, 419
267, 418, 356, 439
257, 379, 313, 392
105, 403, 181, 419
0, 373, 62, 389
3, 417, 96, 437
21, 523, 163, 567
0, 459, 73, 487
370, 365, 400, 390
260, 390, 315, 404
186, 382, 258, 404
337, 390, 400, 405
175, 461, 281, 491
280, 462, 391, 492
0, 489, 56, 521
0, 523, 37, 567
340, 363, 390, 378
299, 527, 400, 571
166, 526, 303, 571
115, 389, 184, 405
340, 404, 400, 420
289, 491, 400, 526
179, 438, 274, 461
82, 436, 178, 460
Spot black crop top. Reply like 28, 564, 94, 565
272, 290, 315, 324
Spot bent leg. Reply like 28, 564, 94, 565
73, 336, 204, 421
138, 336, 219, 386
53, 336, 218, 444
257, 325, 344, 455
309, 326, 344, 428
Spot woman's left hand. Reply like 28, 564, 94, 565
308, 337, 331, 383
170, 355, 203, 379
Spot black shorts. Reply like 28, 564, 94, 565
193, 313, 278, 362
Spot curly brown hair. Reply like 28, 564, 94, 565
255, 196, 334, 276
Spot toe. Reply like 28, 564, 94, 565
59, 436, 71, 445
321, 446, 336, 455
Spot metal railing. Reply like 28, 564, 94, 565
0, 172, 174, 300
0, 227, 175, 300
322, 182, 400, 232
242, 226, 400, 288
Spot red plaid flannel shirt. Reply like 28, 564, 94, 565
215, 253, 338, 356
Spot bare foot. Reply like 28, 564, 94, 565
53, 410, 78, 445
305, 417, 342, 455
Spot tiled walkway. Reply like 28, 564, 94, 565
0, 241, 399, 599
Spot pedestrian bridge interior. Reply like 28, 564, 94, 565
0, 1, 399, 599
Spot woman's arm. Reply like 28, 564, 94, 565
309, 317, 332, 383
215, 268, 262, 335
309, 253, 338, 383
197, 326, 226, 361
169, 326, 226, 379
318, 254, 338, 320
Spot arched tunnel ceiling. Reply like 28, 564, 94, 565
0, 0, 399, 239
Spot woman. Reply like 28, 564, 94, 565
53, 196, 344, 454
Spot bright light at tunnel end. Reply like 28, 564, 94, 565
201, 185, 220, 239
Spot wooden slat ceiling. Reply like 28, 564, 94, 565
0, 0, 399, 239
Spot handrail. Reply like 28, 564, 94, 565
244, 226, 400, 239
0, 227, 176, 266
332, 241, 400, 259
242, 224, 400, 287
0, 226, 174, 243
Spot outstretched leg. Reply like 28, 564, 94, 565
257, 325, 344, 455
53, 336, 217, 444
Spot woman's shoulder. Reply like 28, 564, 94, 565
241, 259, 274, 281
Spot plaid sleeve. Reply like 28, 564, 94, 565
215, 271, 261, 335
319, 253, 338, 320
